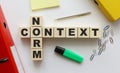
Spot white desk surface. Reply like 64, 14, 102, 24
1, 0, 120, 73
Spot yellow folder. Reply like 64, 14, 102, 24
94, 0, 120, 22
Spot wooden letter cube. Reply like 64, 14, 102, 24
78, 27, 90, 38
90, 27, 101, 38
54, 27, 66, 38
31, 27, 42, 38
31, 49, 43, 61
66, 27, 77, 38
19, 26, 30, 38
42, 27, 54, 38
30, 16, 42, 27
31, 38, 43, 48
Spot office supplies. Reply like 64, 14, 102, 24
90, 49, 97, 61
103, 25, 110, 31
30, 0, 59, 11
0, 58, 8, 64
94, 0, 120, 21
103, 31, 107, 38
19, 16, 102, 61
98, 47, 104, 55
56, 12, 91, 20
98, 40, 107, 54
109, 37, 114, 44
101, 43, 106, 52
103, 25, 110, 39
98, 39, 102, 47
90, 25, 114, 61
0, 5, 25, 73
90, 54, 95, 61
55, 46, 84, 63
97, 40, 107, 55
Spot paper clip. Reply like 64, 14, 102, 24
98, 39, 102, 47
103, 31, 107, 38
109, 37, 114, 44
98, 47, 104, 55
103, 30, 110, 38
98, 40, 107, 53
101, 44, 106, 52
103, 25, 110, 31
90, 54, 95, 61
90, 49, 97, 61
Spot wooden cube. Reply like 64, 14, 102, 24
19, 26, 30, 38
90, 27, 101, 38
30, 16, 42, 27
42, 27, 54, 38
31, 27, 42, 38
78, 27, 90, 38
31, 38, 43, 48
54, 27, 66, 38
66, 27, 77, 38
31, 49, 43, 61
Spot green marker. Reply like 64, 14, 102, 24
54, 46, 84, 63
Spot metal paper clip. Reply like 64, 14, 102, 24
98, 40, 107, 53
103, 25, 110, 31
90, 49, 97, 61
109, 37, 114, 44
103, 31, 107, 38
98, 39, 102, 47
103, 30, 109, 38
90, 54, 95, 61
98, 47, 104, 55
101, 44, 106, 52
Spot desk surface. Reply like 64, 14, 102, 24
1, 0, 120, 73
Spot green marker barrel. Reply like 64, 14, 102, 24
55, 46, 84, 63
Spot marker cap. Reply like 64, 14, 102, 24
55, 46, 65, 55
